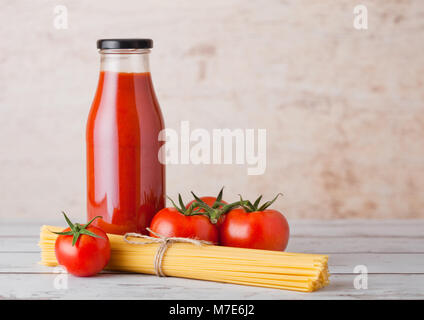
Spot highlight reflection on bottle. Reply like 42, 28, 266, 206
86, 39, 165, 235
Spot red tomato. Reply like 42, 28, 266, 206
54, 213, 111, 277
149, 207, 218, 243
219, 195, 290, 251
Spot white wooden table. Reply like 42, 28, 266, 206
1, 220, 423, 299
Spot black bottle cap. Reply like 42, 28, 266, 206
97, 39, 153, 50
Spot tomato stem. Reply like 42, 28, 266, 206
167, 195, 208, 217
189, 191, 244, 224
239, 193, 283, 212
52, 212, 105, 246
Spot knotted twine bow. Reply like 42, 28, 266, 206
123, 228, 213, 277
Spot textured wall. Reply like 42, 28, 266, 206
0, 0, 423, 220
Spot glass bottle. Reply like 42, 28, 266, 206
86, 39, 165, 235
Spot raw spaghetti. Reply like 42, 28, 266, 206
39, 225, 329, 292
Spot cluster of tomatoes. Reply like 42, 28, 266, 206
150, 189, 290, 251
53, 188, 289, 277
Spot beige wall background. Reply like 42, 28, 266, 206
1, 0, 423, 221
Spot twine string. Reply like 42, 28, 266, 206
123, 228, 213, 277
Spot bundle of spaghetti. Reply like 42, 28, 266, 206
39, 225, 329, 292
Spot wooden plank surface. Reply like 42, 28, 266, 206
0, 220, 423, 299
1, 219, 423, 237
1, 273, 423, 300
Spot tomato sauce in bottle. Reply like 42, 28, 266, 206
86, 39, 165, 235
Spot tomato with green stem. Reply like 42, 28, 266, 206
149, 194, 220, 243
219, 194, 290, 251
185, 187, 228, 216
53, 212, 111, 277
187, 188, 241, 224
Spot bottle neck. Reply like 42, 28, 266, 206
99, 49, 151, 73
